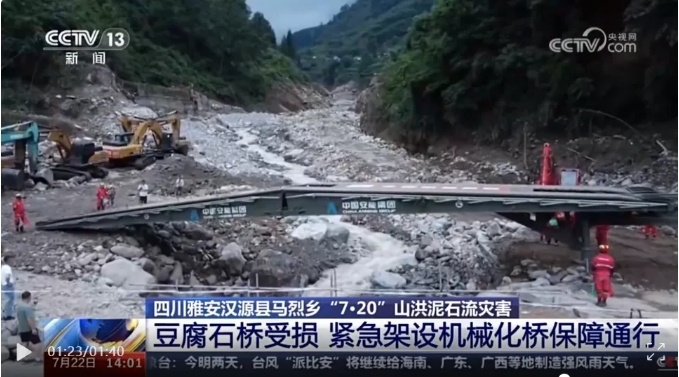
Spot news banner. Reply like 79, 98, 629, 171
42, 297, 678, 377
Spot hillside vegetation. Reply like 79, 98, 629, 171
292, 0, 434, 86
1, 0, 306, 107
366, 0, 677, 151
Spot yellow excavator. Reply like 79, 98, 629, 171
119, 111, 191, 155
47, 130, 109, 180
102, 111, 190, 169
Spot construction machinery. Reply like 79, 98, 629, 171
102, 111, 190, 169
47, 129, 109, 180
1, 122, 42, 190
2, 150, 16, 169
102, 131, 153, 170
539, 143, 582, 186
118, 111, 190, 155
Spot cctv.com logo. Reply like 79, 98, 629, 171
549, 27, 637, 53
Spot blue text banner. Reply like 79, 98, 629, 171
146, 297, 520, 319
144, 318, 678, 352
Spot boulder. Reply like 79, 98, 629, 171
175, 222, 214, 240
77, 253, 98, 267
325, 223, 350, 244
100, 259, 157, 292
250, 249, 304, 287
528, 269, 548, 280
218, 242, 247, 276
35, 168, 54, 186
486, 222, 502, 237
371, 271, 407, 289
291, 222, 328, 241
169, 262, 184, 285
110, 244, 144, 259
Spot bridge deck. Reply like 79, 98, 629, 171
34, 183, 676, 231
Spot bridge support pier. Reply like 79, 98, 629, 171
580, 216, 592, 273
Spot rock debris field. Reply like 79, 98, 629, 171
1, 86, 678, 362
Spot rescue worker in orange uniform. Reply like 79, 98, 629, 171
12, 193, 28, 233
595, 225, 610, 247
591, 244, 615, 307
643, 225, 658, 239
96, 184, 109, 211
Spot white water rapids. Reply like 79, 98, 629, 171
234, 127, 415, 296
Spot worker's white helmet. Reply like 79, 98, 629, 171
15, 193, 21, 197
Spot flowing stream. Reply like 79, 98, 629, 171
234, 127, 415, 295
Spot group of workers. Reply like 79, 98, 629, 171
12, 175, 186, 226
96, 184, 117, 211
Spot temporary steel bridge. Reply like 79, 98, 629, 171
34, 182, 677, 264
35, 181, 674, 226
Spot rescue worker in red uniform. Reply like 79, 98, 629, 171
591, 244, 615, 307
96, 184, 109, 211
643, 225, 658, 239
595, 225, 610, 247
12, 193, 28, 233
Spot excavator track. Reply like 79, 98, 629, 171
133, 155, 156, 170
51, 166, 92, 181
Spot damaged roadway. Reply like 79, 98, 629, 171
1, 76, 677, 346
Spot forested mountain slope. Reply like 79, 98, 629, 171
291, 0, 434, 86
1, 0, 305, 107
361, 0, 677, 151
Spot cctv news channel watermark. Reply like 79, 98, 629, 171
44, 28, 131, 65
549, 27, 637, 53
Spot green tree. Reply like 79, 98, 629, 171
1, 0, 307, 106
356, 54, 375, 86
290, 0, 435, 86
251, 12, 276, 47
280, 30, 297, 60
377, 0, 677, 147
322, 60, 339, 87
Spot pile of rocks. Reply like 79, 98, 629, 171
503, 259, 617, 287
45, 215, 366, 296
383, 216, 539, 291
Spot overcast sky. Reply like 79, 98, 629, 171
247, 0, 354, 37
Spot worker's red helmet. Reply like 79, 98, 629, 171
599, 244, 610, 253
556, 212, 565, 219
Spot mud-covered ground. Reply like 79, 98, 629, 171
0, 156, 255, 270
504, 228, 678, 290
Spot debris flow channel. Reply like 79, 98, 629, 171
225, 126, 417, 296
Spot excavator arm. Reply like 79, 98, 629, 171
114, 111, 188, 155
128, 121, 159, 146
120, 117, 144, 134
47, 130, 73, 161
168, 117, 181, 142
